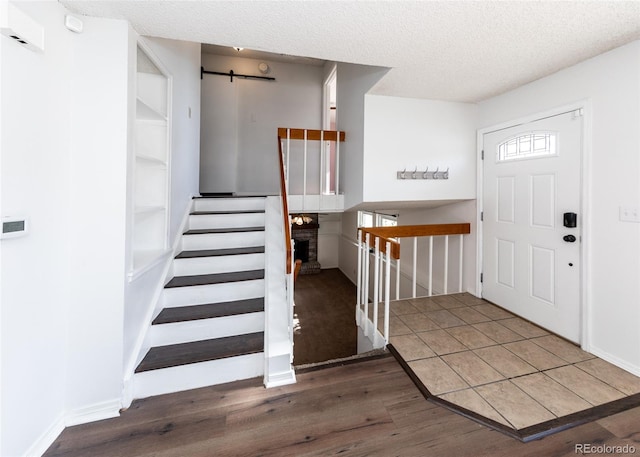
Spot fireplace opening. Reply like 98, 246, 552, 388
294, 239, 310, 263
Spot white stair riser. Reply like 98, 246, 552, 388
189, 213, 265, 230
133, 352, 264, 399
194, 198, 265, 212
173, 253, 264, 277
181, 231, 265, 251
150, 312, 265, 346
163, 279, 265, 308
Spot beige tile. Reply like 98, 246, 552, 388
472, 304, 515, 320
450, 293, 485, 306
512, 373, 592, 417
530, 335, 595, 363
475, 380, 555, 429
441, 351, 504, 387
472, 321, 524, 344
417, 329, 467, 355
440, 388, 512, 427
449, 307, 492, 324
399, 313, 440, 332
390, 300, 420, 316
389, 334, 436, 361
389, 315, 413, 336
432, 295, 466, 309
425, 309, 467, 328
503, 340, 567, 371
546, 365, 626, 406
575, 358, 640, 396
408, 297, 443, 313
499, 318, 549, 338
474, 346, 537, 378
408, 357, 469, 395
446, 326, 497, 350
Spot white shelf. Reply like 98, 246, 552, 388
136, 154, 167, 167
135, 205, 166, 215
131, 44, 170, 275
136, 98, 166, 122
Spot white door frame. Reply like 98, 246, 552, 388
476, 99, 593, 350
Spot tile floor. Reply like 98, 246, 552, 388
376, 293, 640, 432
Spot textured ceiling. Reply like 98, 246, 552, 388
60, 0, 640, 102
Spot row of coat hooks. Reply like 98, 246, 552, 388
397, 166, 449, 180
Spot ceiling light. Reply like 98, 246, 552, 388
233, 47, 243, 52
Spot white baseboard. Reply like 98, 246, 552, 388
64, 399, 121, 427
24, 412, 65, 457
587, 346, 640, 377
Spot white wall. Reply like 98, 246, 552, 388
1, 3, 132, 455
123, 37, 201, 389
318, 213, 341, 268
1, 3, 71, 455
200, 54, 323, 195
363, 95, 477, 204
478, 40, 640, 374
336, 63, 389, 209
65, 11, 129, 425
396, 201, 478, 296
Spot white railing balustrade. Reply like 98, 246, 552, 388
278, 128, 345, 212
356, 224, 471, 349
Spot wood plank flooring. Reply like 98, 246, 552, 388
44, 356, 640, 457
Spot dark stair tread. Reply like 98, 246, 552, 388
176, 246, 265, 259
152, 298, 265, 324
165, 269, 264, 288
183, 226, 265, 235
195, 195, 266, 199
190, 210, 264, 215
135, 332, 264, 373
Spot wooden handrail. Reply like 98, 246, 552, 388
359, 223, 471, 259
277, 136, 293, 274
277, 128, 345, 142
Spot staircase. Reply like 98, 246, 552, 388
133, 196, 268, 399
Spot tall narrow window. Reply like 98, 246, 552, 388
497, 132, 557, 162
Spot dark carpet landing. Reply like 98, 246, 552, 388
293, 269, 358, 366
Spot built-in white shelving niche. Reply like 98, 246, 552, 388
130, 43, 171, 276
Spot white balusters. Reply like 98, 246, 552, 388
443, 235, 449, 295
412, 237, 417, 298
372, 237, 380, 338
458, 234, 464, 293
428, 236, 433, 297
384, 241, 391, 344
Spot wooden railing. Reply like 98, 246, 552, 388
356, 223, 471, 348
277, 136, 293, 274
278, 127, 346, 202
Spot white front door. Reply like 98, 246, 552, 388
482, 110, 582, 343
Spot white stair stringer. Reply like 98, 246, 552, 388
133, 352, 264, 399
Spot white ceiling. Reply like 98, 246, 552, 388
61, 0, 640, 102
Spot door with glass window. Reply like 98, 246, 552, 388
482, 110, 582, 343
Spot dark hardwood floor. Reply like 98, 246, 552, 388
44, 356, 640, 457
293, 268, 358, 365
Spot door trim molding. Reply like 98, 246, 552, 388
476, 99, 592, 349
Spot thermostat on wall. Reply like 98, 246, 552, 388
1, 216, 28, 239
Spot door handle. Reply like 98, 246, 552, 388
563, 234, 576, 243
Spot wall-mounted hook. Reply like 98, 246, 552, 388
400, 168, 406, 179
444, 167, 449, 179
433, 167, 439, 179
423, 166, 429, 179
412, 166, 418, 179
